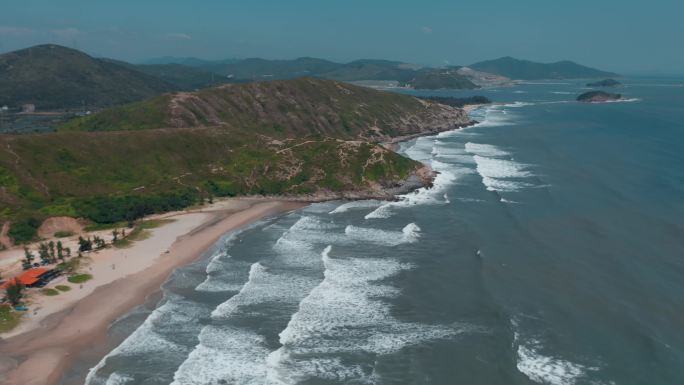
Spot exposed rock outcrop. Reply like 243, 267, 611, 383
577, 91, 622, 103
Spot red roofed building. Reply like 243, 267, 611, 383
0, 268, 53, 289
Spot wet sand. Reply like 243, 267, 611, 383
0, 199, 306, 385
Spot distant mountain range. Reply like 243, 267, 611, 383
142, 56, 240, 67
103, 59, 239, 90
0, 45, 175, 109
469, 56, 618, 80
0, 45, 618, 110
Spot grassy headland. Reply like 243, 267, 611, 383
0, 78, 470, 243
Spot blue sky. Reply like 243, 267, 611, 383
0, 0, 681, 73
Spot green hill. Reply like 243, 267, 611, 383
317, 59, 418, 82
576, 90, 622, 102
187, 57, 480, 89
407, 68, 479, 89
586, 78, 621, 87
202, 57, 342, 80
103, 59, 238, 90
0, 44, 176, 109
470, 56, 617, 80
60, 78, 469, 139
142, 56, 240, 67
1, 78, 470, 242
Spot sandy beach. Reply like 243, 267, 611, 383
0, 199, 305, 385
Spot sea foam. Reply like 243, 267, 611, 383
464, 143, 535, 192
328, 200, 383, 214
512, 319, 595, 385
171, 214, 330, 385
86, 295, 204, 385
344, 223, 421, 246
516, 343, 588, 385
267, 246, 468, 384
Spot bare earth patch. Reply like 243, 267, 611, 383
37, 217, 84, 239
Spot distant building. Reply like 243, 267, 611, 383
21, 104, 36, 113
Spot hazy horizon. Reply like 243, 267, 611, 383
1, 0, 683, 75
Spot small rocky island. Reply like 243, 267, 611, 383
586, 78, 621, 87
577, 91, 622, 103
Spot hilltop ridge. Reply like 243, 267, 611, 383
1, 78, 472, 243
470, 56, 618, 80
60, 78, 470, 139
0, 44, 175, 109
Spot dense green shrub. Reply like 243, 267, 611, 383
74, 189, 199, 224
8, 217, 40, 244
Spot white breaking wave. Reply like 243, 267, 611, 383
267, 246, 469, 384
480, 176, 531, 192
465, 142, 510, 158
171, 214, 330, 385
432, 141, 477, 163
402, 136, 435, 162
465, 142, 536, 192
103, 372, 133, 385
472, 105, 516, 128
274, 216, 347, 254
195, 257, 252, 292
604, 97, 640, 103
328, 200, 383, 214
516, 344, 587, 385
512, 319, 596, 385
472, 155, 532, 179
344, 223, 421, 246
171, 325, 274, 385
195, 224, 264, 293
365, 155, 469, 219
85, 296, 203, 385
211, 263, 317, 319
504, 101, 535, 107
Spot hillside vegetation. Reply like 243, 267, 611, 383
407, 68, 478, 89
0, 45, 175, 109
1, 78, 470, 243
60, 78, 469, 140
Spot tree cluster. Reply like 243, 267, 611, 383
22, 240, 71, 270
74, 190, 198, 224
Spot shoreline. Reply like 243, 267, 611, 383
0, 199, 306, 385
0, 105, 480, 385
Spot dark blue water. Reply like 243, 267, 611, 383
85, 78, 684, 385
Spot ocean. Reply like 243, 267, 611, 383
82, 78, 684, 385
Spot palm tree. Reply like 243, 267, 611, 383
56, 241, 64, 262
38, 243, 51, 265
22, 247, 35, 270
48, 241, 56, 263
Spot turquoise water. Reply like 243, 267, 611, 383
84, 78, 684, 385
